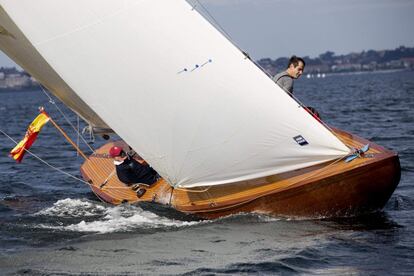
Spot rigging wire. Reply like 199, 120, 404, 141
192, 0, 236, 50
76, 115, 80, 157
0, 127, 136, 192
192, 0, 272, 80
0, 127, 91, 186
39, 84, 96, 153
191, 1, 351, 151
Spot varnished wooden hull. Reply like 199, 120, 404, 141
80, 128, 400, 219
187, 153, 400, 219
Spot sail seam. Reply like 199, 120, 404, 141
32, 3, 134, 47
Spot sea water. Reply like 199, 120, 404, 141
0, 70, 413, 275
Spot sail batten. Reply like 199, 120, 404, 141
0, 0, 350, 188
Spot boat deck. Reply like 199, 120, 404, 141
80, 128, 400, 218
80, 141, 173, 205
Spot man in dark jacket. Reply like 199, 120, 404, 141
109, 146, 158, 186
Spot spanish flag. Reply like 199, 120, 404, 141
10, 111, 50, 162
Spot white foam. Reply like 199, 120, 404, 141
257, 214, 282, 222
66, 207, 198, 233
36, 198, 200, 233
35, 198, 107, 217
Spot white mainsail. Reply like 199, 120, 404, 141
0, 0, 350, 188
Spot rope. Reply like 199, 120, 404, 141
0, 127, 137, 194
99, 169, 116, 188
0, 128, 91, 186
76, 115, 80, 157
294, 155, 347, 183
169, 187, 174, 206
174, 186, 211, 193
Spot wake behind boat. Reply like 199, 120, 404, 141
0, 1, 400, 219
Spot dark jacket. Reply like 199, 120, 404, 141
115, 157, 158, 185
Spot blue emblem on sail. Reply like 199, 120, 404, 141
293, 135, 309, 146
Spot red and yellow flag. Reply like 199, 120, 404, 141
10, 111, 50, 162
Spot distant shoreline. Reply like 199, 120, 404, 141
257, 46, 414, 76
0, 86, 39, 92
303, 68, 411, 78
1, 68, 411, 92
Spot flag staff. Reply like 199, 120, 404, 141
40, 107, 89, 160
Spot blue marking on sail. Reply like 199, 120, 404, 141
178, 59, 212, 74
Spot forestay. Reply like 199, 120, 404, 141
0, 0, 350, 187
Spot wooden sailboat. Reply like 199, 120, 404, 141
0, 1, 400, 219
80, 128, 400, 219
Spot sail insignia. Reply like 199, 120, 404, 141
293, 135, 309, 146
178, 58, 212, 74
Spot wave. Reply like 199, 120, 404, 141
35, 198, 201, 234
35, 198, 106, 217
33, 199, 288, 234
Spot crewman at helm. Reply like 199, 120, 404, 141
108, 146, 159, 186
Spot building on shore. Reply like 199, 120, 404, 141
0, 67, 38, 90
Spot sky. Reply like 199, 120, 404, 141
0, 0, 413, 66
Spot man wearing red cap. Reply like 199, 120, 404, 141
109, 146, 159, 186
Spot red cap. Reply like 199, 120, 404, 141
109, 146, 123, 157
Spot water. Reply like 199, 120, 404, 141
0, 70, 413, 275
